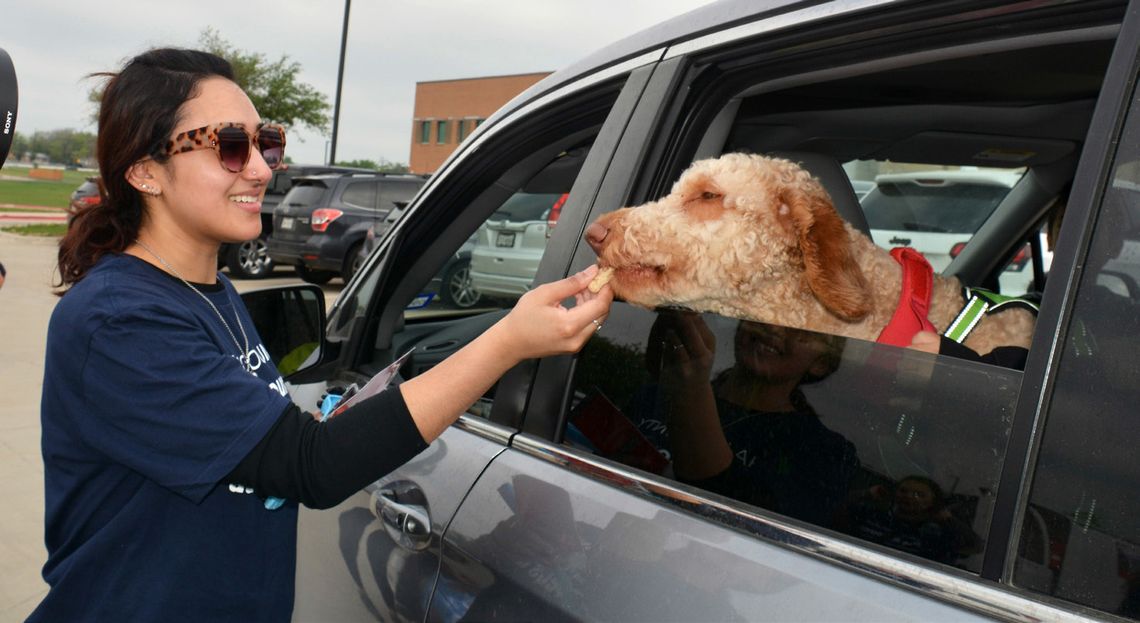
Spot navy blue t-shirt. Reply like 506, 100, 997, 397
33, 254, 296, 622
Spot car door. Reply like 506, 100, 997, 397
429, 1, 1135, 621
290, 60, 656, 622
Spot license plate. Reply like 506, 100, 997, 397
281, 217, 295, 230
495, 232, 516, 248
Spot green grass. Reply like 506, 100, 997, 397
0, 167, 93, 209
1, 223, 67, 237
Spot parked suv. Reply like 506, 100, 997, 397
266, 172, 425, 284
220, 163, 371, 279
242, 1, 1140, 620
860, 168, 1035, 293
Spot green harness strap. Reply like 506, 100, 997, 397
944, 287, 1040, 344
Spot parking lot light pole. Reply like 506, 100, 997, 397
328, 0, 351, 165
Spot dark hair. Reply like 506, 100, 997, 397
56, 48, 235, 292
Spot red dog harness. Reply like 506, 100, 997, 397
876, 247, 937, 347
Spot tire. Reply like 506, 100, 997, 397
296, 264, 336, 285
341, 242, 364, 284
439, 259, 482, 309
225, 236, 275, 279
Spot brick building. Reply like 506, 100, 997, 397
409, 72, 550, 175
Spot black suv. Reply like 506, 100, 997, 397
266, 172, 425, 283
219, 163, 370, 279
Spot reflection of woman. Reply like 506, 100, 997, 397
633, 312, 858, 526
34, 49, 611, 621
841, 475, 982, 564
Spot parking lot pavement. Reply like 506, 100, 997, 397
0, 233, 335, 622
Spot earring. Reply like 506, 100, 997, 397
139, 184, 161, 196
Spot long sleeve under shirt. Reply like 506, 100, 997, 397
34, 254, 427, 623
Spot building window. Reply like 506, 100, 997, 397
419, 120, 431, 144
437, 120, 449, 144
456, 119, 467, 142
475, 118, 485, 127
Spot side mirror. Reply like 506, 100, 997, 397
241, 284, 327, 377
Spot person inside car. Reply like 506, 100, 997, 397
35, 48, 611, 623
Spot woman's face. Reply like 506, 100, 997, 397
733, 322, 832, 384
148, 77, 272, 248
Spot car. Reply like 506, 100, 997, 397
66, 176, 101, 223
219, 163, 372, 279
468, 191, 568, 300
265, 172, 426, 284
241, 1, 1140, 620
851, 179, 876, 202
860, 169, 1037, 294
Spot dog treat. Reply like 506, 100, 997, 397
589, 266, 614, 293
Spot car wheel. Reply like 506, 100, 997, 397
341, 242, 364, 283
225, 236, 275, 279
440, 260, 482, 309
296, 265, 336, 285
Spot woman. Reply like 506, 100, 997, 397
33, 48, 610, 622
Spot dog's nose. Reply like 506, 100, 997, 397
585, 222, 609, 255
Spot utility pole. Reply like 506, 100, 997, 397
328, 0, 351, 165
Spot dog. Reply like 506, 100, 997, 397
584, 153, 1035, 358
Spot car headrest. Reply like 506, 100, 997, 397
769, 151, 871, 236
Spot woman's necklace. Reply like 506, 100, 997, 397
135, 240, 253, 375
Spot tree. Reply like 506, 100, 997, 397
10, 129, 97, 165
199, 29, 331, 133
87, 29, 332, 134
334, 158, 409, 174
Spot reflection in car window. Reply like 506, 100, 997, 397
567, 303, 1013, 572
1014, 155, 1140, 615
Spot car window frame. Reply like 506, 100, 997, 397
517, 2, 1139, 618
986, 0, 1140, 587
314, 63, 659, 430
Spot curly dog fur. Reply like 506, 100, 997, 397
584, 153, 1035, 356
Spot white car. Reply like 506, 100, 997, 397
859, 169, 1036, 294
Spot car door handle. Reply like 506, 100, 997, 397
372, 488, 431, 551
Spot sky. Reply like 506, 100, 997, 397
5, 0, 715, 166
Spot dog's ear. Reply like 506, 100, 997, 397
778, 184, 872, 321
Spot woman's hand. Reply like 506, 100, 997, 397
400, 265, 612, 443
650, 311, 716, 385
494, 264, 614, 361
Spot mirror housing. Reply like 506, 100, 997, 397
241, 284, 327, 377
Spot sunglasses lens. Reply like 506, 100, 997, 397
216, 127, 251, 173
258, 127, 285, 170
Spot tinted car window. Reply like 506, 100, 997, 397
281, 183, 327, 209
569, 305, 1008, 572
1013, 101, 1140, 616
863, 180, 1012, 233
341, 181, 377, 209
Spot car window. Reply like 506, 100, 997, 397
378, 182, 421, 216
861, 171, 1018, 234
341, 180, 378, 210
1012, 113, 1140, 617
330, 78, 626, 423
281, 183, 327, 209
846, 162, 1031, 293
561, 40, 1078, 576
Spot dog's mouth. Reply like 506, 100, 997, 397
610, 262, 666, 284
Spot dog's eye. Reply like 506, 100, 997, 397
701, 191, 722, 201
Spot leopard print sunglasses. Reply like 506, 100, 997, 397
163, 122, 286, 173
